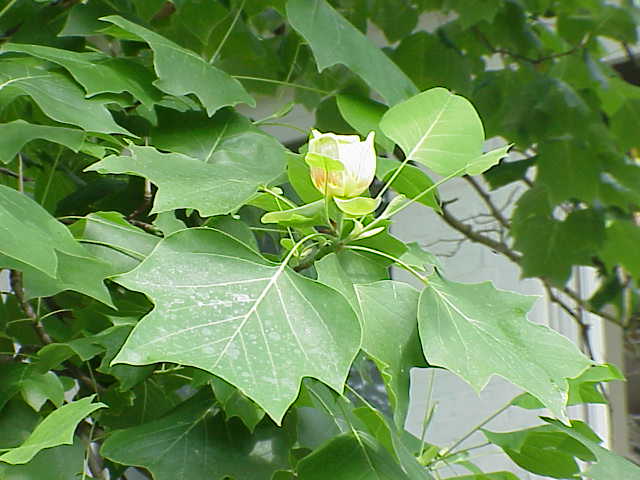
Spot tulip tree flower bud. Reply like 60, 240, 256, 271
306, 130, 376, 199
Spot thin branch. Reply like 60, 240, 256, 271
209, 0, 246, 64
9, 270, 52, 345
127, 179, 153, 220
542, 281, 595, 359
78, 421, 106, 480
473, 27, 587, 64
463, 176, 510, 229
439, 203, 521, 263
436, 203, 618, 354
561, 284, 618, 324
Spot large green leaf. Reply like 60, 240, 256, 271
511, 363, 624, 409
150, 108, 286, 164
354, 281, 427, 427
85, 143, 285, 216
0, 58, 131, 135
483, 425, 594, 478
535, 139, 601, 204
418, 275, 592, 421
511, 188, 605, 286
100, 16, 255, 115
110, 228, 360, 423
297, 432, 411, 480
336, 94, 395, 152
0, 396, 106, 464
0, 439, 84, 480
390, 32, 472, 95
0, 250, 115, 307
0, 364, 44, 411
286, 0, 417, 105
2, 43, 162, 107
20, 371, 64, 412
380, 88, 485, 176
543, 418, 640, 480
69, 211, 160, 275
0, 120, 84, 164
600, 219, 640, 279
101, 390, 293, 480
210, 375, 265, 432
295, 382, 422, 480
0, 185, 88, 277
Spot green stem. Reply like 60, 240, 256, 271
232, 75, 331, 95
375, 157, 411, 201
261, 186, 297, 209
257, 122, 308, 135
209, 0, 246, 64
282, 233, 325, 268
78, 239, 145, 261
443, 401, 511, 456
353, 166, 466, 242
17, 154, 24, 193
437, 441, 491, 463
344, 245, 428, 285
419, 369, 437, 458
41, 147, 62, 207
0, 0, 17, 19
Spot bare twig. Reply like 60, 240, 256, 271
127, 179, 153, 221
464, 176, 510, 229
542, 281, 595, 359
473, 27, 587, 65
436, 202, 619, 360
78, 421, 106, 480
9, 270, 52, 345
439, 203, 521, 263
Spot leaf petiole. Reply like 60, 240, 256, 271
344, 245, 428, 285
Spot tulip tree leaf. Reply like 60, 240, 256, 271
69, 211, 160, 275
418, 275, 592, 421
0, 250, 115, 307
0, 59, 131, 135
100, 16, 255, 115
2, 43, 162, 107
287, 0, 417, 106
482, 424, 594, 478
295, 382, 416, 480
380, 87, 485, 176
0, 439, 85, 480
101, 391, 292, 480
85, 144, 285, 216
512, 188, 605, 286
110, 229, 361, 423
150, 108, 286, 164
0, 185, 88, 278
465, 144, 512, 176
210, 376, 265, 432
20, 371, 64, 412
0, 396, 106, 465
0, 120, 84, 164
600, 219, 640, 280
336, 94, 395, 152
354, 281, 427, 427
543, 418, 640, 480
512, 363, 624, 409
